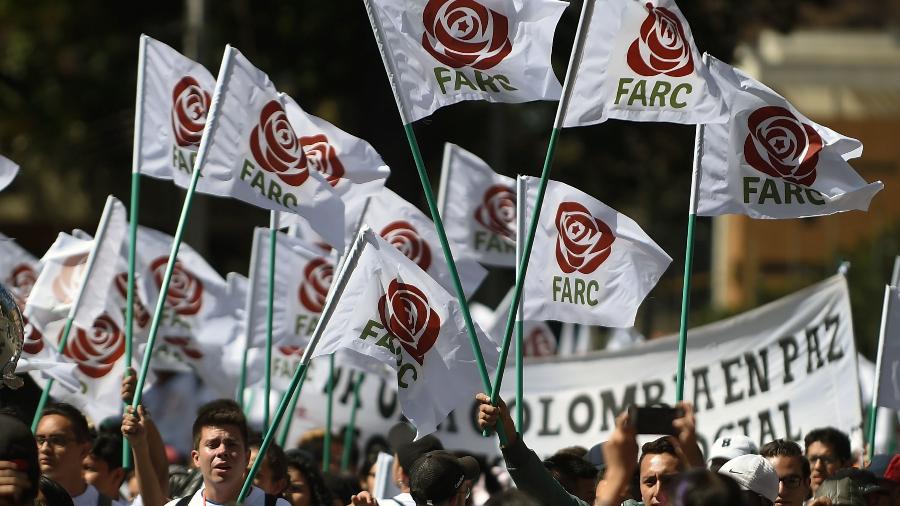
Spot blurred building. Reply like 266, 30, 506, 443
711, 30, 900, 310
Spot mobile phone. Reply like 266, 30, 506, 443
629, 405, 683, 435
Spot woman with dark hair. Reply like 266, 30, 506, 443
283, 450, 336, 506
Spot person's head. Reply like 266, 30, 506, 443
639, 437, 685, 506
248, 440, 288, 495
0, 412, 40, 505
359, 454, 378, 492
543, 451, 598, 504
717, 454, 779, 506
83, 432, 125, 499
805, 427, 852, 493
387, 422, 443, 491
284, 449, 336, 506
409, 450, 480, 506
190, 399, 250, 496
760, 439, 811, 506
706, 435, 758, 473
296, 428, 343, 475
322, 472, 362, 506
661, 468, 746, 506
35, 403, 92, 487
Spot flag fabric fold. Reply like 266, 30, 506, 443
875, 286, 900, 410
0, 155, 20, 192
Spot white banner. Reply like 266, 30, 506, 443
282, 275, 862, 462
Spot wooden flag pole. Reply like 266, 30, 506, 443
238, 226, 368, 503
341, 372, 365, 472
31, 197, 119, 431
363, 0, 506, 444
264, 212, 280, 430
514, 175, 526, 430
323, 354, 336, 472
132, 47, 236, 410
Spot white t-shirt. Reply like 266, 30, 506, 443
72, 484, 129, 506
162, 486, 290, 506
382, 493, 416, 506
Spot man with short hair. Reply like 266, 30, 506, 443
382, 422, 443, 506
759, 439, 811, 506
804, 427, 852, 494
408, 450, 479, 506
35, 402, 126, 506
543, 452, 598, 504
162, 399, 289, 506
83, 432, 126, 501
635, 437, 686, 506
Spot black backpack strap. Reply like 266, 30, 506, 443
176, 496, 192, 506
97, 494, 112, 506
265, 493, 278, 506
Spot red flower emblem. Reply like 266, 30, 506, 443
52, 254, 88, 304
7, 263, 37, 308
149, 257, 203, 316
114, 272, 150, 329
278, 345, 305, 356
626, 3, 694, 77
473, 184, 516, 240
422, 0, 513, 70
380, 221, 432, 272
744, 106, 823, 186
555, 202, 615, 274
171, 76, 212, 147
22, 319, 44, 355
163, 336, 204, 359
378, 279, 441, 366
63, 314, 125, 378
250, 100, 309, 187
298, 258, 334, 313
300, 134, 345, 187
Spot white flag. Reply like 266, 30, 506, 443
697, 56, 883, 218
0, 155, 20, 192
0, 233, 41, 309
313, 228, 499, 437
134, 35, 217, 190
194, 47, 346, 248
363, 189, 487, 297
365, 0, 565, 122
487, 287, 557, 358
561, 0, 727, 127
521, 177, 671, 327
246, 228, 337, 348
438, 143, 516, 267
876, 286, 900, 410
24, 233, 94, 330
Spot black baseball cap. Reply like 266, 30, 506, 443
409, 450, 480, 505
387, 422, 443, 471
0, 413, 40, 503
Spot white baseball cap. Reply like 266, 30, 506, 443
707, 435, 758, 466
718, 454, 779, 503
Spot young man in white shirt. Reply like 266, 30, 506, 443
162, 399, 289, 506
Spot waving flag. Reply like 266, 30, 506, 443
0, 155, 20, 192
561, 0, 727, 126
697, 55, 883, 218
193, 46, 346, 248
364, 0, 565, 122
438, 143, 516, 267
0, 233, 41, 309
312, 228, 499, 437
521, 177, 671, 327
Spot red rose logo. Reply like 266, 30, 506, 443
163, 336, 204, 359
250, 100, 309, 187
380, 221, 432, 272
300, 134, 345, 187
114, 273, 150, 329
52, 254, 88, 304
22, 319, 43, 355
422, 0, 513, 70
744, 106, 823, 186
7, 263, 37, 308
378, 279, 441, 366
149, 257, 203, 316
555, 202, 615, 274
171, 76, 212, 147
298, 258, 334, 313
63, 314, 125, 378
278, 345, 304, 356
474, 184, 516, 240
626, 3, 694, 77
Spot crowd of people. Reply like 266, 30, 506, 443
1, 371, 898, 506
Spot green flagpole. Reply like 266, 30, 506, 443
341, 372, 365, 472
868, 285, 892, 462
237, 228, 263, 411
363, 0, 506, 444
323, 354, 335, 472
31, 197, 120, 432
132, 46, 236, 410
514, 176, 526, 431
277, 363, 308, 447
239, 226, 368, 503
487, 0, 594, 421
264, 213, 280, 431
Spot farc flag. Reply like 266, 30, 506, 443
697, 56, 883, 218
362, 189, 487, 297
134, 35, 216, 189
875, 286, 900, 410
487, 287, 558, 357
561, 0, 727, 126
246, 228, 337, 347
438, 143, 515, 267
0, 154, 20, 192
312, 228, 500, 437
193, 46, 346, 248
0, 233, 41, 309
364, 0, 565, 122
521, 177, 671, 327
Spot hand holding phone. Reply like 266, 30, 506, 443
628, 405, 685, 436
